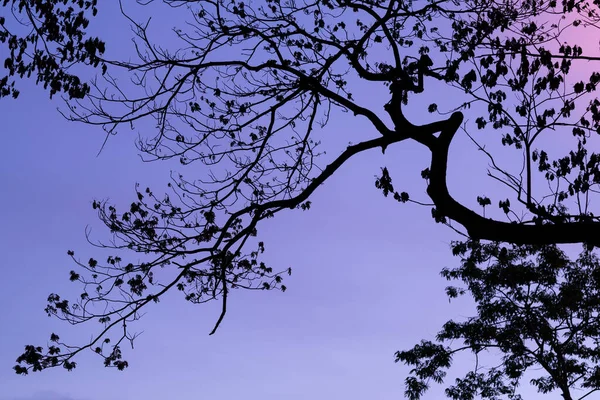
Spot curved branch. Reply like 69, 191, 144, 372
423, 112, 600, 245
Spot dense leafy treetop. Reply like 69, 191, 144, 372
397, 241, 600, 400
1, 0, 105, 99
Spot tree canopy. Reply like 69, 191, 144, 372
1, 0, 105, 99
5, 0, 600, 398
398, 241, 600, 400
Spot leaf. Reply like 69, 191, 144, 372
69, 271, 80, 282
476, 196, 491, 207
461, 69, 477, 91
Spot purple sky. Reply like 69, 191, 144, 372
0, 2, 582, 399
0, 76, 466, 400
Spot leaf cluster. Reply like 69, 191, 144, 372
397, 241, 600, 400
1, 0, 105, 99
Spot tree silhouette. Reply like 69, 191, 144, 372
397, 241, 600, 400
6, 0, 600, 392
1, 0, 106, 99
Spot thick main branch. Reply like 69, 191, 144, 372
410, 112, 599, 245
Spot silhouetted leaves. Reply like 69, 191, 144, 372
398, 241, 600, 399
12, 0, 600, 379
1, 0, 105, 99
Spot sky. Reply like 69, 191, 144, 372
0, 75, 470, 399
0, 2, 593, 400
0, 75, 472, 399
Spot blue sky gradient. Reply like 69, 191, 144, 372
1, 77, 468, 398
0, 2, 578, 399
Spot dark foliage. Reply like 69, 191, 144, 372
6, 2, 600, 396
397, 241, 600, 400
0, 0, 105, 99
